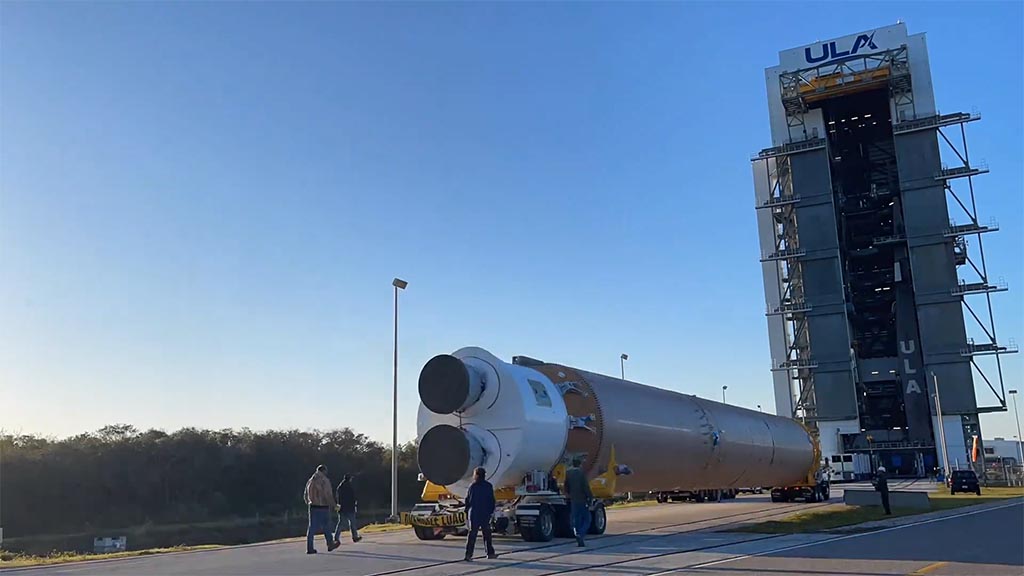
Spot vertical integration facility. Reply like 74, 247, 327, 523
752, 23, 1015, 477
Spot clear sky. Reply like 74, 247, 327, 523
2, 2, 1021, 444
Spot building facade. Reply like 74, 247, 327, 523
751, 23, 1015, 476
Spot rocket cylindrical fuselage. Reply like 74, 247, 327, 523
416, 347, 816, 495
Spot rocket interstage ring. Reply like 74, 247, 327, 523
419, 354, 486, 414
417, 424, 484, 486
533, 364, 604, 476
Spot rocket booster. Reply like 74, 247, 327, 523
416, 347, 818, 495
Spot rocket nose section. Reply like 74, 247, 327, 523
417, 424, 483, 487
419, 354, 483, 414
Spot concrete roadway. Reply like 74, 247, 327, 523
12, 485, 1022, 576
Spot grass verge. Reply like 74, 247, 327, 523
0, 523, 411, 568
732, 486, 1024, 534
0, 545, 222, 569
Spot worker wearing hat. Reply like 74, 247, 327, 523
873, 466, 891, 515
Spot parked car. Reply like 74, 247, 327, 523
947, 469, 981, 495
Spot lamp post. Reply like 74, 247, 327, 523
722, 385, 728, 404
620, 353, 628, 380
757, 404, 762, 413
933, 372, 950, 477
1010, 390, 1023, 468
390, 277, 408, 522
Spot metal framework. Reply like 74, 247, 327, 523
754, 153, 817, 420
912, 111, 1017, 412
779, 46, 914, 143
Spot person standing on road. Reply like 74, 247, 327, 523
304, 464, 339, 554
873, 465, 891, 515
564, 456, 593, 547
334, 474, 362, 544
464, 466, 497, 561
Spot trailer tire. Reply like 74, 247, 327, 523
413, 526, 446, 541
521, 505, 555, 542
588, 503, 607, 535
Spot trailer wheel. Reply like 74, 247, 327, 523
588, 503, 607, 535
521, 506, 555, 542
413, 526, 446, 541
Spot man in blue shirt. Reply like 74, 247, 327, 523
464, 467, 498, 561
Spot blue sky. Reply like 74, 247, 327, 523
2, 2, 1021, 443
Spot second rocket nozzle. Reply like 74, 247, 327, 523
417, 424, 483, 486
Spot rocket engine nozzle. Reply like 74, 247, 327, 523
417, 424, 484, 486
418, 354, 486, 414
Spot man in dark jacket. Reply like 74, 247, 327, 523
464, 467, 497, 561
334, 474, 362, 543
873, 466, 891, 515
563, 456, 593, 547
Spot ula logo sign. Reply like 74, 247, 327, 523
804, 32, 878, 64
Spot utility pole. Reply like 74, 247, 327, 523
390, 278, 408, 521
1009, 390, 1022, 472
933, 372, 950, 476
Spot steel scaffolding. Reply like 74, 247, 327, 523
896, 111, 1018, 413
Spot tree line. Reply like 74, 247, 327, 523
0, 425, 421, 543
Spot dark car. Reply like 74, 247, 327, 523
947, 469, 981, 495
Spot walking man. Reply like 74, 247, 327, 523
564, 456, 593, 547
464, 467, 497, 561
334, 474, 362, 543
874, 465, 891, 515
304, 464, 339, 554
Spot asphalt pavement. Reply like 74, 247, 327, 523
9, 487, 1022, 576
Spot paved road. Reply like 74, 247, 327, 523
17, 482, 1017, 576
9, 494, 833, 576
645, 499, 1024, 576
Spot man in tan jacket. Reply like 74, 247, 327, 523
304, 465, 339, 554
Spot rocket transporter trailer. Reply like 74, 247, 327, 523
404, 347, 829, 542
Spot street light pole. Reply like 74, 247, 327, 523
390, 277, 408, 522
617, 353, 629, 499
933, 372, 950, 476
722, 385, 728, 404
1010, 390, 1023, 468
757, 404, 762, 413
